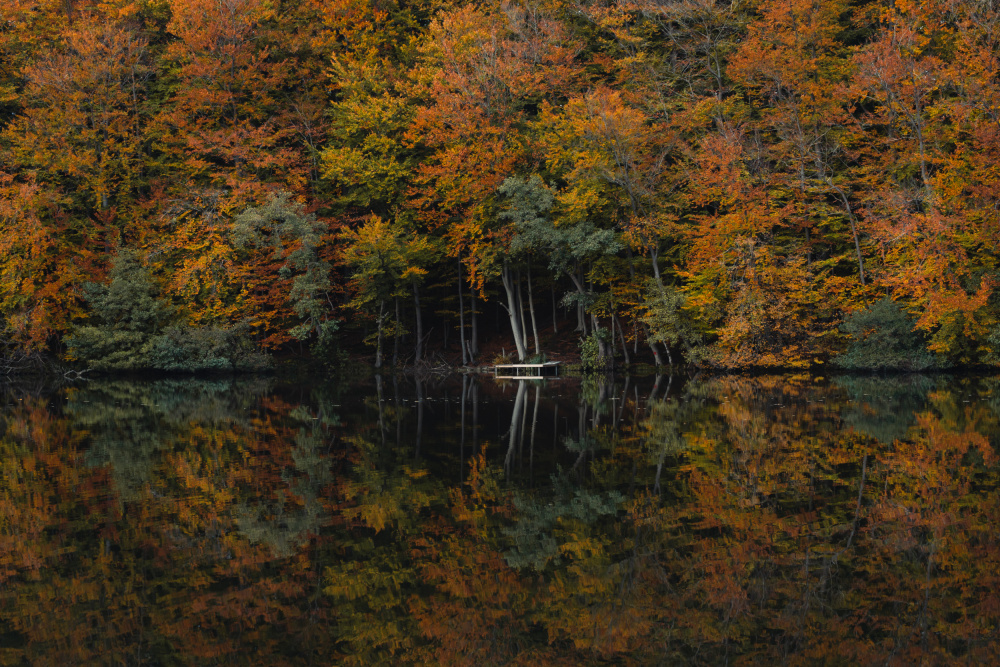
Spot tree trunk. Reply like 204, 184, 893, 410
569, 269, 588, 334
517, 270, 529, 355
823, 176, 865, 286
551, 281, 558, 334
471, 291, 479, 357
527, 264, 540, 357
643, 322, 664, 366
375, 299, 385, 369
650, 246, 663, 288
393, 297, 400, 367
412, 281, 423, 364
501, 260, 527, 361
591, 313, 614, 368
614, 313, 630, 365
458, 258, 468, 365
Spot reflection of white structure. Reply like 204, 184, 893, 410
494, 361, 562, 380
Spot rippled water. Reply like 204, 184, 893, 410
1, 372, 998, 665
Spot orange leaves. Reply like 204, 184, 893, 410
6, 15, 149, 210
151, 0, 314, 193
0, 177, 92, 352
407, 1, 579, 239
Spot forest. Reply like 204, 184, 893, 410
2, 0, 1000, 372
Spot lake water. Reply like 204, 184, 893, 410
1, 372, 998, 664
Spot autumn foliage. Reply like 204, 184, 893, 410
6, 0, 1000, 368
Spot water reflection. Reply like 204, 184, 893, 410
1, 373, 998, 664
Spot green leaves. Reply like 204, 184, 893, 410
66, 249, 267, 372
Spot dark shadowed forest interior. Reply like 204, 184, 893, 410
4, 0, 1000, 372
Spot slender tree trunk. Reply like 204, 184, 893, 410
642, 322, 664, 366
551, 282, 558, 333
471, 291, 479, 357
412, 281, 423, 364
569, 269, 588, 334
614, 313, 630, 365
591, 313, 614, 368
517, 270, 529, 355
650, 246, 663, 288
823, 176, 865, 286
393, 297, 400, 367
527, 265, 540, 356
501, 260, 527, 361
375, 299, 385, 369
458, 258, 468, 365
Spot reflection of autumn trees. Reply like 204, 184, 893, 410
324, 374, 1000, 664
2, 375, 1000, 663
0, 380, 341, 664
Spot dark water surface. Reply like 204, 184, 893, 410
2, 372, 999, 665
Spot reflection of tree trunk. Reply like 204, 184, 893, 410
649, 374, 663, 403
552, 403, 559, 458
530, 384, 540, 478
594, 376, 611, 428
505, 382, 528, 475
460, 375, 467, 482
616, 375, 630, 427
415, 376, 424, 459
412, 281, 423, 364
376, 374, 386, 449
500, 260, 527, 361
846, 453, 868, 549
527, 265, 540, 356
654, 450, 666, 495
393, 374, 401, 449
458, 258, 468, 365
519, 381, 530, 472
472, 378, 479, 450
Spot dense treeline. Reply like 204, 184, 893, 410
3, 0, 1000, 370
